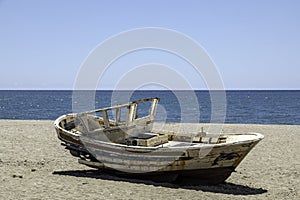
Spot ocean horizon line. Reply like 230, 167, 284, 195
1, 89, 300, 92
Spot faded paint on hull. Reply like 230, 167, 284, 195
80, 138, 260, 174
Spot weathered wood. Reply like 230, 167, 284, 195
54, 97, 264, 184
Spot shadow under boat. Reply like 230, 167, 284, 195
52, 169, 268, 195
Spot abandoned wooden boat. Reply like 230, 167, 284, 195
54, 97, 264, 184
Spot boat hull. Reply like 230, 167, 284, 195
77, 133, 260, 169
61, 135, 261, 184
78, 159, 235, 184
55, 123, 262, 184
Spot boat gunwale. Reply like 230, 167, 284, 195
80, 132, 264, 150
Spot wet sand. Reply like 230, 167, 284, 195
0, 120, 299, 199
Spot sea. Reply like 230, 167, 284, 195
0, 90, 299, 125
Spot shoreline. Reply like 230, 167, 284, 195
0, 120, 299, 199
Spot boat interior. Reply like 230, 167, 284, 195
57, 98, 261, 148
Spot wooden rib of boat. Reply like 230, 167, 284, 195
54, 97, 264, 184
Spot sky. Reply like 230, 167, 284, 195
0, 0, 299, 90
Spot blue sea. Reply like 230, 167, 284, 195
0, 90, 299, 125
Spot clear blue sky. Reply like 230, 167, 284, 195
0, 0, 299, 90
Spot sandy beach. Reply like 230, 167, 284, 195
0, 120, 299, 200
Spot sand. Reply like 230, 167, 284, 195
0, 120, 299, 200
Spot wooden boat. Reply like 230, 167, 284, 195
54, 97, 264, 184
